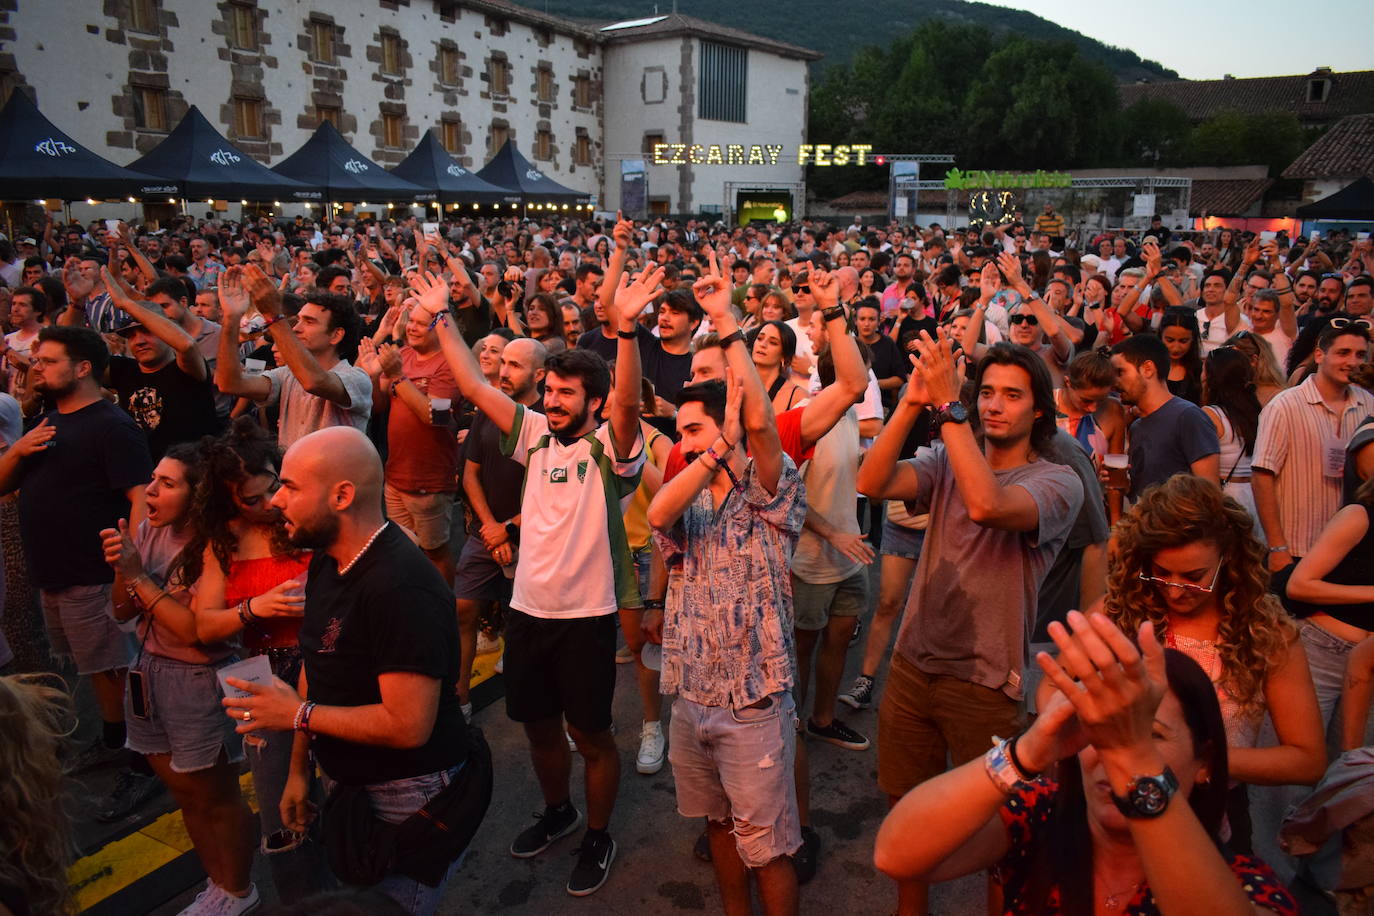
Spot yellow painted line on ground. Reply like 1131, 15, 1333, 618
71, 644, 502, 912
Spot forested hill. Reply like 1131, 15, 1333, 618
513, 0, 1177, 82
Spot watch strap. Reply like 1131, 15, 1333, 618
821, 304, 846, 323
617, 329, 638, 339
718, 329, 745, 349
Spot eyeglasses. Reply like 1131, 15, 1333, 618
1138, 560, 1223, 594
1328, 317, 1373, 330
1322, 273, 1345, 280
793, 285, 811, 296
1008, 314, 1039, 326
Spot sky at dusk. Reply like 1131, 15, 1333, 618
1001, 0, 1370, 79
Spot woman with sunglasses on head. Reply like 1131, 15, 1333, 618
1158, 310, 1204, 405
748, 319, 806, 413
102, 441, 260, 913
1201, 347, 1264, 533
875, 611, 1299, 916
1104, 474, 1324, 852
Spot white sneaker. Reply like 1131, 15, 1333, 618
461, 702, 473, 723
176, 880, 219, 916
494, 653, 504, 675
636, 721, 666, 774
209, 884, 260, 916
476, 631, 501, 655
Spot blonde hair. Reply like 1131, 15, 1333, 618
0, 675, 77, 914
1105, 474, 1293, 711
1225, 330, 1285, 391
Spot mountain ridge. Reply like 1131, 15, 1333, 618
509, 0, 1178, 82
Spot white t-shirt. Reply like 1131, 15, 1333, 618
502, 406, 645, 619
1259, 326, 1293, 370
785, 313, 817, 372
261, 359, 373, 448
1195, 306, 1251, 355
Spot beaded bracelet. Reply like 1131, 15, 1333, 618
294, 701, 317, 734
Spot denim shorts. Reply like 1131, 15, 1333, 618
125, 653, 245, 773
41, 584, 133, 675
668, 692, 801, 867
880, 521, 925, 560
453, 536, 511, 603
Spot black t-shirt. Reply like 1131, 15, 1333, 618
17, 400, 153, 589
575, 324, 654, 364
863, 333, 907, 411
108, 355, 222, 460
461, 408, 525, 534
894, 316, 939, 351
300, 524, 468, 786
639, 339, 694, 404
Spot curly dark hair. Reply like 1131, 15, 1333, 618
179, 417, 293, 585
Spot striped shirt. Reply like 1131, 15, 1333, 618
1252, 376, 1374, 556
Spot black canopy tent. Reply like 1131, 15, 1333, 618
270, 122, 430, 204
390, 131, 516, 205
129, 106, 319, 203
0, 90, 174, 200
476, 139, 589, 205
1296, 177, 1374, 221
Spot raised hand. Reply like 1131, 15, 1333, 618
613, 264, 666, 327
1142, 240, 1162, 275
612, 210, 634, 249
356, 337, 383, 378
100, 518, 144, 580
253, 578, 306, 619
690, 249, 733, 321
409, 271, 451, 318
241, 263, 283, 319
996, 250, 1029, 296
62, 257, 94, 301
218, 266, 252, 322
1036, 612, 1167, 757
910, 329, 961, 408
810, 267, 840, 310
978, 261, 1001, 301
1242, 237, 1261, 266
720, 366, 744, 448
377, 341, 403, 380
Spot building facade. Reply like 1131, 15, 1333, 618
0, 1, 816, 219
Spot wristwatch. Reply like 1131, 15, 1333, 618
934, 400, 969, 425
821, 304, 846, 323
1111, 766, 1178, 818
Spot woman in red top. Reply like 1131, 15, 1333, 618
875, 613, 1298, 916
183, 419, 314, 888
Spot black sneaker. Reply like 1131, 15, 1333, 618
839, 674, 875, 710
95, 770, 163, 822
66, 738, 125, 774
567, 832, 616, 897
692, 828, 712, 863
792, 826, 820, 885
510, 804, 582, 858
807, 717, 871, 751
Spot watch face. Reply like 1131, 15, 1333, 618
947, 402, 969, 422
1134, 778, 1169, 815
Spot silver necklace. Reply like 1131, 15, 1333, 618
338, 522, 389, 576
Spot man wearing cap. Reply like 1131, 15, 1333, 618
102, 269, 221, 460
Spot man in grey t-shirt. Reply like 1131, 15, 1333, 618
857, 339, 1081, 916
213, 266, 370, 448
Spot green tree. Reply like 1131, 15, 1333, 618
1118, 98, 1192, 166
1182, 110, 1308, 176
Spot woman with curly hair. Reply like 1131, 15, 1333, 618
183, 417, 316, 898
1104, 474, 1325, 850
0, 674, 75, 916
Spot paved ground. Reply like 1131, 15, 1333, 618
132, 647, 986, 915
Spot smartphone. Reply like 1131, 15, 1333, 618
1360, 232, 1371, 241
422, 222, 439, 237
104, 219, 120, 234
1260, 230, 1277, 242
128, 668, 149, 719
1311, 230, 1321, 240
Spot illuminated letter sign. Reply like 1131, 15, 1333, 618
944, 168, 1072, 190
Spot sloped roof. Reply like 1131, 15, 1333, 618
1283, 113, 1374, 180
1189, 178, 1273, 216
596, 12, 821, 61
1296, 177, 1374, 219
1119, 70, 1374, 123
827, 191, 887, 209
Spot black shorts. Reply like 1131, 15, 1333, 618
503, 610, 617, 733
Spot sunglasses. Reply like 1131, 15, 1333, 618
793, 285, 811, 295
1139, 560, 1223, 594
1008, 314, 1039, 326
1329, 317, 1373, 330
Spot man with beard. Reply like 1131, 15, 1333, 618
0, 326, 155, 813
857, 340, 1083, 916
414, 258, 661, 897
1291, 270, 1319, 319
454, 337, 547, 716
103, 269, 222, 460
1107, 334, 1220, 523
226, 426, 473, 914
642, 289, 702, 408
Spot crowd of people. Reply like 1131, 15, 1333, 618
1, 205, 1373, 916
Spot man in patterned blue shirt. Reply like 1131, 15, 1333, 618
648, 252, 806, 915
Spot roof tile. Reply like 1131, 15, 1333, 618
1282, 114, 1374, 180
